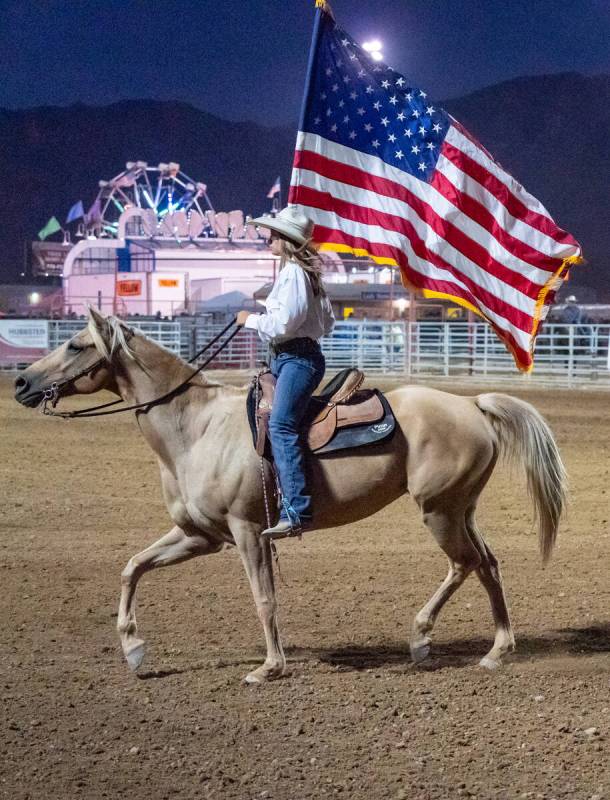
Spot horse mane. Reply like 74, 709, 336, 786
88, 314, 223, 387
88, 315, 137, 361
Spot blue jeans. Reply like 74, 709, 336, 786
269, 344, 326, 526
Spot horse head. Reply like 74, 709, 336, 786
14, 308, 134, 408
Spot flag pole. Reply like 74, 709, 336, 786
290, 1, 329, 205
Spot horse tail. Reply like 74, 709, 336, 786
475, 393, 567, 563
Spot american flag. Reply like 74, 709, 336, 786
289, 5, 582, 371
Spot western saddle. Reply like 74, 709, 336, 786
250, 367, 394, 457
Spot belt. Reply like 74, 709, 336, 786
269, 337, 320, 356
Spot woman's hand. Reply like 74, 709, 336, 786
236, 310, 251, 326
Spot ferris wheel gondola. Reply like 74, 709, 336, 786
89, 161, 214, 239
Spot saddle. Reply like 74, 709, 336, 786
247, 367, 396, 458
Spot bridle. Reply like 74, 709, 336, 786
41, 318, 242, 419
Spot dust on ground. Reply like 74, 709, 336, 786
1, 374, 608, 800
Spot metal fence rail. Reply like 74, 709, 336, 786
3, 318, 610, 387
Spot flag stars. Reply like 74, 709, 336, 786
338, 99, 345, 108
395, 149, 404, 159
343, 74, 351, 84
365, 85, 374, 94
357, 107, 365, 115
397, 111, 406, 121
349, 130, 357, 139
388, 133, 397, 142
426, 142, 436, 150
418, 125, 427, 136
350, 91, 357, 100
405, 92, 413, 101
381, 116, 390, 126
389, 95, 398, 105
396, 77, 406, 87
412, 109, 421, 118
332, 83, 339, 92
326, 108, 332, 117
426, 105, 435, 115
418, 161, 427, 171
314, 116, 321, 125
336, 58, 343, 67
381, 80, 390, 89
433, 122, 442, 133
411, 144, 420, 154
358, 69, 366, 78
349, 52, 357, 60
419, 90, 427, 98
331, 123, 338, 132
404, 128, 413, 138
343, 114, 350, 124
372, 139, 380, 148
325, 67, 332, 76
341, 38, 349, 46
364, 122, 373, 132
373, 101, 382, 110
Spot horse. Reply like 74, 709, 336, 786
14, 308, 567, 682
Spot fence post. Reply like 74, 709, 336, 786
568, 326, 574, 386
444, 324, 450, 377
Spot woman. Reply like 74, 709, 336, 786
236, 206, 335, 540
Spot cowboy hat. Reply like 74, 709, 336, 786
248, 206, 314, 246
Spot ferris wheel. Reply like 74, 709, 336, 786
90, 161, 214, 239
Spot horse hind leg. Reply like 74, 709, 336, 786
410, 506, 481, 664
465, 507, 515, 670
117, 525, 221, 671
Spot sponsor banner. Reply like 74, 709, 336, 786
117, 280, 142, 297
0, 320, 49, 363
158, 278, 179, 288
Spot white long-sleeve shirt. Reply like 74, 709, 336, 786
244, 260, 335, 344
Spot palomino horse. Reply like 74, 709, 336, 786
14, 309, 567, 682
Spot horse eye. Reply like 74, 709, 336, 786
67, 341, 83, 353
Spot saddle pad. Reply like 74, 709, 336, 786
313, 390, 396, 455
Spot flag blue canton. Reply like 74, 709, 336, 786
302, 17, 450, 182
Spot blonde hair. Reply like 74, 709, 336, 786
279, 238, 326, 297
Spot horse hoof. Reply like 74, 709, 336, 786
410, 640, 431, 664
244, 664, 285, 684
124, 642, 146, 671
479, 656, 500, 670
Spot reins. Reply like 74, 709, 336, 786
41, 318, 241, 419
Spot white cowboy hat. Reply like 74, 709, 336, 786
248, 206, 314, 246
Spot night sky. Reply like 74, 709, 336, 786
1, 0, 608, 125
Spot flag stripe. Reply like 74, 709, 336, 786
293, 140, 553, 294
430, 167, 564, 269
443, 129, 579, 249
301, 199, 536, 340
315, 223, 532, 366
295, 179, 537, 328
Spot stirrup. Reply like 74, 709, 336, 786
261, 518, 303, 541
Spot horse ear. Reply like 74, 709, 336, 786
87, 306, 110, 338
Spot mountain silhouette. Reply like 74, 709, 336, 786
0, 72, 607, 293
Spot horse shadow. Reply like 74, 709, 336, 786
135, 623, 609, 679
293, 622, 610, 673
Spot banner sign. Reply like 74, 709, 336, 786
0, 320, 49, 364
116, 280, 142, 296
158, 278, 179, 288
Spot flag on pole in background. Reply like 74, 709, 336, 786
85, 199, 102, 224
37, 216, 62, 241
289, 2, 582, 372
66, 200, 85, 224
267, 176, 281, 198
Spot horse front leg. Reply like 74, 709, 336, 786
230, 518, 286, 683
117, 525, 221, 671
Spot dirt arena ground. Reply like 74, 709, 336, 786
1, 372, 608, 800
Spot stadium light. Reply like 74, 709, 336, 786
362, 39, 384, 61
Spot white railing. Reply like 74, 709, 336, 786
4, 319, 610, 387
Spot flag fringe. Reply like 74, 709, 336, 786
315, 240, 583, 373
